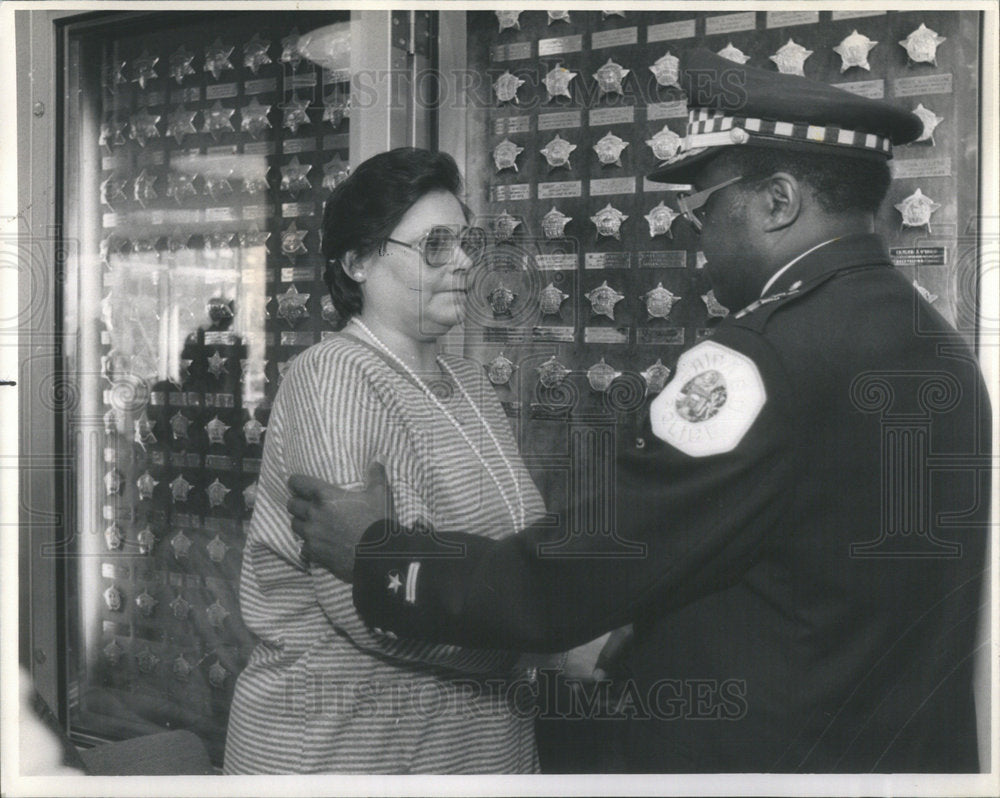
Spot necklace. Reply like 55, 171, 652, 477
349, 318, 527, 531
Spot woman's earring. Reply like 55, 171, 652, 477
352, 271, 365, 282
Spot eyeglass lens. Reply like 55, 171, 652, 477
424, 226, 487, 267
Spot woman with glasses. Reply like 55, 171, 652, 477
224, 148, 558, 773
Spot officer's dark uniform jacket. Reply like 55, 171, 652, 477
352, 234, 990, 772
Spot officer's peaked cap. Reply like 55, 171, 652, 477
649, 48, 924, 184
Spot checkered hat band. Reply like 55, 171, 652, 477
686, 111, 892, 155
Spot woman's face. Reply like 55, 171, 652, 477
359, 190, 471, 341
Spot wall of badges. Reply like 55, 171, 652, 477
65, 11, 353, 762
460, 9, 981, 524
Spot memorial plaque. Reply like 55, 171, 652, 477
637, 327, 685, 345
535, 254, 579, 270
180, 87, 201, 104
705, 12, 757, 35
538, 180, 583, 199
831, 10, 886, 20
137, 150, 166, 166
322, 134, 350, 150
493, 115, 532, 135
539, 35, 584, 56
592, 27, 638, 49
890, 246, 947, 267
491, 42, 533, 62
833, 79, 885, 99
243, 458, 262, 474
245, 77, 278, 95
491, 184, 531, 202
290, 73, 318, 88
244, 141, 276, 156
591, 177, 636, 196
584, 327, 629, 344
483, 327, 530, 344
205, 207, 237, 222
281, 202, 315, 218
647, 20, 696, 42
647, 100, 688, 121
765, 11, 819, 28
282, 138, 316, 154
206, 83, 238, 100
891, 157, 952, 179
585, 252, 631, 269
280, 266, 317, 282
589, 106, 635, 126
280, 331, 316, 346
103, 213, 118, 228
205, 455, 236, 471
894, 74, 954, 97
243, 205, 270, 220
531, 326, 576, 343
638, 251, 686, 269
538, 110, 582, 130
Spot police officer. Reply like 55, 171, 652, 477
288, 49, 990, 772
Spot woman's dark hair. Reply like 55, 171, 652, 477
321, 147, 463, 329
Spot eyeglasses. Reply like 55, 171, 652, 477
382, 225, 488, 268
676, 175, 744, 232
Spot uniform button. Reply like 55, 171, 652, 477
635, 437, 646, 449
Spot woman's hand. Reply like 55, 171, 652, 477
287, 462, 394, 582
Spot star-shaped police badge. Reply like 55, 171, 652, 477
641, 359, 672, 394
207, 349, 229, 378
548, 11, 571, 25
643, 283, 681, 318
486, 353, 517, 385
594, 131, 628, 166
166, 105, 198, 145
702, 289, 730, 318
136, 648, 159, 674
537, 356, 570, 389
129, 110, 161, 147
644, 201, 680, 238
169, 45, 196, 85
203, 100, 236, 139
137, 526, 156, 555
206, 416, 230, 446
283, 94, 311, 134
911, 104, 944, 144
587, 358, 622, 392
770, 39, 812, 76
541, 206, 572, 239
895, 188, 941, 233
206, 600, 230, 628
493, 210, 521, 241
208, 661, 228, 689
590, 204, 628, 239
243, 33, 273, 75
167, 172, 197, 204
170, 412, 190, 441
281, 222, 308, 257
104, 585, 124, 612
834, 30, 878, 73
493, 138, 524, 172
204, 39, 235, 80
539, 282, 570, 315
900, 24, 946, 66
104, 523, 124, 551
170, 531, 192, 561
593, 58, 629, 96
488, 283, 517, 317
544, 64, 577, 101
646, 126, 683, 161
540, 135, 577, 169
207, 534, 229, 563
135, 589, 158, 617
170, 475, 193, 504
495, 11, 521, 32
133, 50, 159, 90
649, 52, 681, 89
280, 156, 313, 194
136, 471, 159, 500
277, 285, 311, 325
207, 478, 231, 508
494, 70, 526, 104
586, 280, 625, 319
241, 97, 272, 139
244, 417, 266, 445
170, 594, 190, 620
718, 43, 750, 64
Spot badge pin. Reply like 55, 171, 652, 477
541, 207, 572, 239
539, 282, 570, 315
493, 138, 524, 172
387, 570, 403, 594
587, 358, 622, 392
770, 39, 812, 76
718, 43, 750, 64
834, 30, 878, 73
540, 135, 577, 169
486, 353, 517, 385
644, 201, 679, 238
593, 58, 629, 96
641, 359, 672, 395
590, 204, 628, 239
643, 282, 681, 318
895, 188, 941, 232
593, 131, 628, 166
900, 23, 945, 66
586, 280, 625, 320
544, 64, 577, 101
537, 356, 571, 389
649, 52, 681, 88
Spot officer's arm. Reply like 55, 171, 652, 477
353, 332, 797, 652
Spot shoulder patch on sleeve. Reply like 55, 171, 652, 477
650, 340, 766, 457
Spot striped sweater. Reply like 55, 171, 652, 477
223, 335, 546, 773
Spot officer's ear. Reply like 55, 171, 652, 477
759, 171, 801, 232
